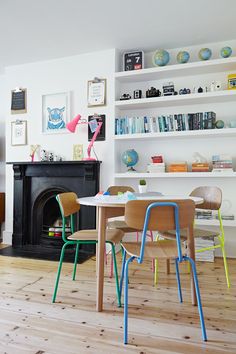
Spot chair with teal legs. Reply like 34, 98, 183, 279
154, 186, 230, 288
119, 199, 207, 344
52, 192, 124, 306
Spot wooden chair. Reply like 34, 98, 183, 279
119, 199, 207, 344
52, 192, 124, 306
155, 186, 230, 288
106, 186, 154, 277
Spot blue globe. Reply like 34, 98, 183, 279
220, 46, 232, 58
177, 51, 190, 64
122, 149, 139, 171
153, 49, 170, 66
199, 48, 212, 61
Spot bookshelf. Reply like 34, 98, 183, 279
114, 53, 236, 234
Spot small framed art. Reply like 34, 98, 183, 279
11, 120, 27, 146
11, 88, 27, 114
42, 91, 70, 134
87, 79, 106, 107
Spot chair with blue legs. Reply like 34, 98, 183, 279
52, 192, 124, 306
119, 199, 207, 344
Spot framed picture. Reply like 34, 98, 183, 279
87, 79, 106, 107
11, 88, 27, 114
11, 120, 27, 146
88, 114, 106, 141
42, 92, 70, 134
73, 144, 84, 160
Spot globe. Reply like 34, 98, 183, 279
121, 149, 139, 171
153, 49, 170, 66
220, 46, 232, 58
177, 51, 190, 64
199, 48, 212, 61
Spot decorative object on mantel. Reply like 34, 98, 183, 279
30, 144, 40, 162
66, 114, 102, 161
40, 149, 63, 162
87, 77, 106, 107
42, 91, 70, 134
11, 120, 27, 146
198, 48, 212, 61
220, 46, 232, 58
73, 144, 84, 161
153, 49, 170, 66
121, 149, 139, 172
11, 87, 27, 114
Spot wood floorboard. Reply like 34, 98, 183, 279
0, 253, 235, 353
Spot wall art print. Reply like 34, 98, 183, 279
42, 92, 70, 134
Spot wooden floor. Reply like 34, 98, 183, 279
0, 248, 235, 354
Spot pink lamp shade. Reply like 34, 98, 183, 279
66, 114, 81, 132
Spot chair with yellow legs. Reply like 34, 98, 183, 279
52, 192, 124, 306
119, 199, 207, 344
154, 186, 230, 288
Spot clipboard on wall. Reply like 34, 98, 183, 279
11, 88, 27, 114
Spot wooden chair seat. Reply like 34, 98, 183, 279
122, 240, 186, 259
160, 227, 219, 241
67, 228, 124, 243
107, 220, 140, 233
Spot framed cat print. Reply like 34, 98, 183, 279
42, 92, 70, 134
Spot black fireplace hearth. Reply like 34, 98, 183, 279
7, 161, 101, 261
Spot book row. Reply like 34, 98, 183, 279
115, 112, 217, 135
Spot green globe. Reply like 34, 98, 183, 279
199, 48, 212, 61
220, 46, 232, 58
153, 49, 170, 66
177, 51, 190, 64
121, 149, 139, 171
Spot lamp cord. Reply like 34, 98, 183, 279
92, 145, 99, 160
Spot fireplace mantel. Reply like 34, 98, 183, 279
8, 161, 101, 249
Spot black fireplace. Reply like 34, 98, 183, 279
7, 161, 100, 260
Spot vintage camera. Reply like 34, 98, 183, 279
179, 88, 191, 95
133, 89, 142, 99
146, 87, 161, 98
162, 82, 177, 96
120, 93, 131, 100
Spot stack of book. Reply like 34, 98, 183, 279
212, 154, 233, 173
195, 237, 215, 262
195, 210, 212, 219
147, 163, 165, 173
192, 163, 210, 172
168, 162, 188, 172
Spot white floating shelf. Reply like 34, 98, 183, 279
115, 90, 236, 110
115, 57, 236, 83
195, 219, 236, 227
114, 127, 236, 141
114, 172, 236, 178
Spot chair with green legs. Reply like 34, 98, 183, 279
154, 186, 230, 288
52, 192, 124, 305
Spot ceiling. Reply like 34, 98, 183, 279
0, 0, 236, 72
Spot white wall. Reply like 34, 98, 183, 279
3, 49, 116, 244
0, 75, 6, 240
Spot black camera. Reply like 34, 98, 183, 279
146, 87, 161, 98
120, 93, 131, 100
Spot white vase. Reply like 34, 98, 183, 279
138, 185, 147, 193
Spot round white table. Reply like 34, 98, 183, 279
79, 195, 203, 312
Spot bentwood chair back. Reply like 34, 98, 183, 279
190, 186, 222, 210
120, 199, 207, 344
107, 185, 135, 195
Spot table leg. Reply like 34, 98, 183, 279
96, 206, 106, 312
187, 226, 197, 305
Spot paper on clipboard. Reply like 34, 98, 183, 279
87, 79, 106, 106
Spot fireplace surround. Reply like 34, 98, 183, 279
8, 161, 100, 259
